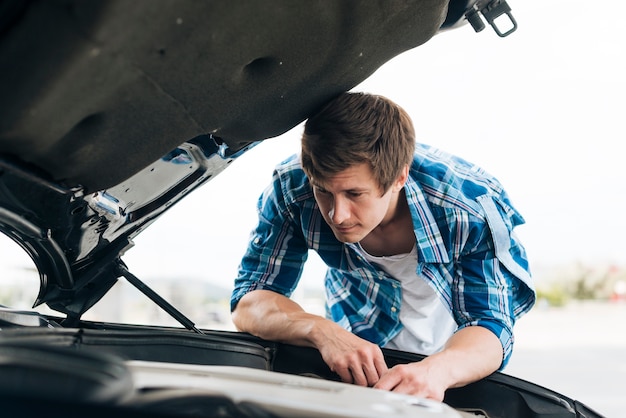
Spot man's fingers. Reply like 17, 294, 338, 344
320, 332, 389, 387
332, 363, 354, 384
375, 356, 389, 377
362, 363, 383, 387
374, 369, 401, 391
349, 365, 369, 387
334, 362, 379, 387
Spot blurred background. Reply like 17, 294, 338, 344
1, 1, 624, 416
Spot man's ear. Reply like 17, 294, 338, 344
393, 165, 409, 192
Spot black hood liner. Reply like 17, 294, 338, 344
0, 0, 449, 192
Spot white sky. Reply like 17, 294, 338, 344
2, 0, 625, 290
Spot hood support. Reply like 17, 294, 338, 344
118, 264, 205, 335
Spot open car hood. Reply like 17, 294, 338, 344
0, 0, 515, 319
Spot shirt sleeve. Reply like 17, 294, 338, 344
453, 195, 535, 369
230, 172, 309, 312
453, 251, 521, 369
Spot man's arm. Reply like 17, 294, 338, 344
374, 326, 502, 401
232, 289, 388, 386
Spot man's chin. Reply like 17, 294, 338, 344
332, 229, 362, 244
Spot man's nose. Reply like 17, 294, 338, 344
329, 196, 349, 224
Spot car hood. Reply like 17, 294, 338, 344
0, 0, 506, 319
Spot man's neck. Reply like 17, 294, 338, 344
360, 192, 414, 257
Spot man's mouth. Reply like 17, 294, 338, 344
334, 224, 356, 234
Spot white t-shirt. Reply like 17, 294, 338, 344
358, 244, 457, 355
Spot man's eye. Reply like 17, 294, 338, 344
348, 192, 363, 198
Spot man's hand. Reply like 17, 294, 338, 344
232, 290, 388, 386
374, 359, 448, 401
375, 326, 503, 401
313, 324, 388, 387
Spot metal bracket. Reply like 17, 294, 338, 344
465, 0, 518, 37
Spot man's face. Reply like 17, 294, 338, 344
311, 162, 397, 243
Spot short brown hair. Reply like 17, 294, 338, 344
301, 92, 415, 193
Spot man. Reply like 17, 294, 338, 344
231, 92, 535, 401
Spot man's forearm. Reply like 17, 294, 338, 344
373, 325, 502, 400
231, 289, 326, 347
428, 325, 503, 388
233, 289, 389, 386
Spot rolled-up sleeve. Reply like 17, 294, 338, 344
452, 195, 535, 369
453, 252, 521, 368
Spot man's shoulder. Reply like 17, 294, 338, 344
409, 144, 525, 227
271, 154, 314, 204
273, 154, 307, 185
411, 143, 505, 198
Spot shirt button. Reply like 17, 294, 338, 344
391, 306, 397, 313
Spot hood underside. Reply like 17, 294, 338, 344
0, 0, 452, 192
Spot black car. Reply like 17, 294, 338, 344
0, 1, 606, 417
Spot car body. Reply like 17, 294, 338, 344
0, 1, 605, 417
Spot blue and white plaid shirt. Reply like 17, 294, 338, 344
231, 143, 535, 368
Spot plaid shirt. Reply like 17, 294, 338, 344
231, 143, 535, 368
